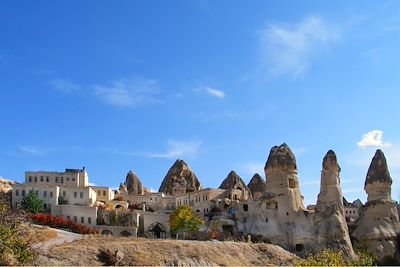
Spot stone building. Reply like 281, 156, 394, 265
12, 168, 113, 227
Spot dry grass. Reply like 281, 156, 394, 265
25, 225, 58, 244
32, 235, 298, 266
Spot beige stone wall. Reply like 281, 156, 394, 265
176, 188, 225, 214
92, 186, 114, 202
137, 211, 170, 237
51, 204, 97, 227
59, 186, 96, 207
25, 169, 88, 188
12, 184, 59, 210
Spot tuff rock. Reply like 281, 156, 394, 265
247, 173, 267, 200
159, 159, 202, 196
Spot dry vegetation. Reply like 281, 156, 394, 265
32, 235, 298, 266
25, 225, 58, 244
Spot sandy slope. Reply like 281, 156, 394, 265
32, 234, 298, 266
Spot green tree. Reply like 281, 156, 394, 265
169, 205, 204, 238
21, 190, 44, 214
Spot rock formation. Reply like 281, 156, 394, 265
247, 173, 267, 200
0, 177, 14, 206
125, 171, 143, 195
219, 171, 252, 201
314, 150, 355, 257
352, 149, 400, 263
159, 159, 202, 196
264, 143, 305, 214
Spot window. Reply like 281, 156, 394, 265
34, 177, 37, 182
81, 217, 84, 223
67, 215, 70, 220
61, 177, 64, 183
74, 192, 77, 198
88, 217, 91, 224
103, 191, 106, 196
275, 203, 278, 209
286, 212, 289, 216
80, 192, 83, 199
73, 216, 77, 222
43, 191, 47, 198
346, 210, 348, 214
66, 177, 70, 181
28, 177, 32, 182
50, 192, 53, 198
40, 176, 43, 182
98, 190, 101, 195
15, 190, 19, 196
243, 204, 248, 212
46, 176, 49, 182
63, 191, 66, 197
72, 178, 75, 182
22, 190, 25, 197
43, 203, 47, 209
55, 177, 58, 183
266, 218, 268, 223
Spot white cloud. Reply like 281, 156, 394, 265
19, 146, 46, 155
205, 87, 225, 98
88, 182, 97, 186
148, 140, 201, 159
260, 15, 340, 78
92, 78, 159, 108
49, 79, 79, 93
302, 179, 320, 186
242, 162, 265, 176
357, 130, 392, 148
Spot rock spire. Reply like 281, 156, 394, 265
125, 171, 143, 195
159, 159, 202, 196
247, 173, 267, 200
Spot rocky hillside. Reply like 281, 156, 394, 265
33, 235, 298, 266
0, 177, 14, 205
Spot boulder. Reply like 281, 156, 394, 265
159, 159, 202, 196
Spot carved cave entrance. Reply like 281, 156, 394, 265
148, 222, 166, 238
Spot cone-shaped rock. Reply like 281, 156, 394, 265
159, 159, 202, 196
315, 150, 355, 257
365, 149, 392, 187
352, 149, 400, 263
125, 171, 143, 195
247, 173, 267, 200
264, 143, 304, 213
264, 143, 297, 171
219, 171, 252, 200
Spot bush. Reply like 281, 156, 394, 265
31, 213, 98, 235
169, 205, 204, 238
0, 201, 33, 265
295, 248, 376, 266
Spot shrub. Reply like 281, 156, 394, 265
295, 248, 377, 266
0, 201, 33, 265
31, 213, 98, 235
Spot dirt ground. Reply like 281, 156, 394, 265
32, 233, 298, 266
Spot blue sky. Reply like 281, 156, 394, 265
1, 1, 400, 205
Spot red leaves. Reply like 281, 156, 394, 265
30, 213, 99, 235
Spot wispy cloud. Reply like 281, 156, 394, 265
357, 130, 392, 148
302, 179, 320, 186
48, 79, 79, 93
342, 188, 364, 194
92, 78, 159, 108
124, 140, 201, 160
242, 162, 265, 176
148, 140, 201, 159
260, 15, 340, 78
205, 87, 225, 98
19, 146, 47, 156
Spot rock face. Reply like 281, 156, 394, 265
125, 171, 143, 195
264, 143, 305, 213
247, 173, 267, 200
352, 150, 400, 263
0, 177, 14, 206
159, 159, 202, 196
219, 171, 252, 201
314, 150, 355, 257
